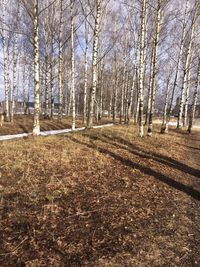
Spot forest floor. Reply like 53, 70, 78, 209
0, 124, 199, 267
0, 115, 113, 135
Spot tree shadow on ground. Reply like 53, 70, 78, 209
67, 135, 200, 201
168, 129, 200, 141
175, 142, 200, 151
83, 132, 200, 179
18, 123, 29, 133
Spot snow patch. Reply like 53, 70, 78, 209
0, 124, 114, 141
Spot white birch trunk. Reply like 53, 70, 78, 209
147, 1, 161, 136
22, 66, 27, 114
2, 0, 10, 121
44, 56, 49, 118
177, 9, 196, 128
71, 0, 76, 130
164, 0, 188, 131
161, 67, 173, 133
145, 46, 154, 125
87, 0, 101, 128
32, 0, 40, 135
188, 59, 200, 133
11, 35, 18, 122
83, 16, 89, 125
128, 39, 138, 124
138, 0, 147, 137
183, 66, 191, 126
112, 52, 118, 122
58, 0, 63, 120
120, 59, 126, 124
50, 35, 55, 120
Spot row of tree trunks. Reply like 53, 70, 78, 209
161, 0, 189, 133
177, 6, 197, 129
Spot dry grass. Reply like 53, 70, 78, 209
0, 115, 114, 135
0, 125, 199, 266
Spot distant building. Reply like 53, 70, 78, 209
0, 101, 60, 114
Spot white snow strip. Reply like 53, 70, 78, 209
0, 133, 29, 141
92, 123, 114, 129
154, 120, 200, 128
0, 124, 114, 141
40, 127, 86, 136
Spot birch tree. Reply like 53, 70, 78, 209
71, 0, 75, 130
177, 4, 197, 129
138, 0, 147, 137
32, 0, 40, 135
188, 58, 200, 133
147, 0, 162, 136
87, 0, 102, 128
83, 10, 89, 125
1, 0, 10, 121
58, 0, 64, 120
162, 0, 189, 133
11, 2, 20, 122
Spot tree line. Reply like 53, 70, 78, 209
0, 0, 199, 136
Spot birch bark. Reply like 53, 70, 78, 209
163, 0, 189, 132
32, 0, 40, 135
177, 8, 196, 128
188, 59, 200, 133
58, 0, 64, 120
138, 0, 147, 137
71, 0, 76, 130
2, 0, 10, 121
147, 0, 161, 136
87, 0, 101, 128
83, 15, 89, 124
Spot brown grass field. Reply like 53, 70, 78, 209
0, 115, 114, 136
0, 123, 199, 266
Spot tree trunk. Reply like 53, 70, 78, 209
58, 0, 64, 120
2, 0, 10, 122
164, 0, 188, 131
44, 56, 49, 118
32, 0, 40, 135
112, 52, 118, 122
128, 39, 138, 124
147, 0, 161, 136
11, 35, 18, 122
138, 0, 147, 137
183, 66, 191, 126
145, 46, 154, 125
87, 0, 101, 128
120, 60, 126, 124
50, 35, 55, 120
188, 58, 200, 133
71, 0, 76, 130
161, 67, 173, 133
177, 7, 196, 129
83, 12, 89, 125
22, 66, 27, 114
